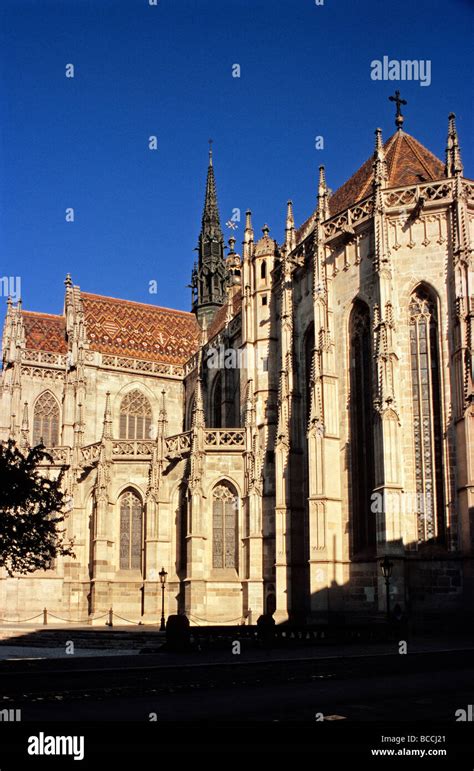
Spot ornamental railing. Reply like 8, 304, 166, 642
22, 349, 66, 367
323, 197, 373, 241
100, 354, 185, 378
165, 431, 192, 459
204, 429, 245, 449
111, 440, 155, 458
383, 179, 453, 209
74, 429, 247, 465
39, 446, 71, 465
164, 428, 246, 458
322, 178, 457, 243
81, 442, 101, 464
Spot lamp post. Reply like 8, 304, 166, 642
380, 556, 393, 623
159, 566, 168, 632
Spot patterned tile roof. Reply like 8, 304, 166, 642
81, 293, 200, 365
22, 311, 67, 353
295, 130, 445, 242
207, 289, 242, 341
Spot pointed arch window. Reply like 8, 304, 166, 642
119, 390, 152, 439
349, 301, 376, 554
186, 394, 195, 431
32, 391, 60, 446
119, 490, 143, 571
260, 260, 267, 281
304, 323, 315, 427
409, 286, 445, 543
211, 372, 222, 428
212, 483, 238, 569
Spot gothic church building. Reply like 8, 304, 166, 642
1, 110, 473, 626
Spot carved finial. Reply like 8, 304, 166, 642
317, 165, 330, 221
158, 389, 168, 439
228, 235, 236, 253
20, 402, 29, 448
208, 138, 213, 166
244, 379, 255, 426
21, 401, 29, 428
285, 201, 296, 251
200, 314, 208, 345
102, 391, 112, 440
74, 402, 84, 446
389, 90, 407, 130
445, 112, 463, 177
160, 388, 167, 416
375, 127, 383, 153
64, 273, 73, 288
262, 224, 270, 237
243, 209, 254, 261
192, 376, 205, 430
244, 210, 253, 242
373, 128, 387, 186
318, 165, 326, 191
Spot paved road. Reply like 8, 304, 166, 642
5, 652, 473, 723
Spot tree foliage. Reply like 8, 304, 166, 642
0, 440, 75, 575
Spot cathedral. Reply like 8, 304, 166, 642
1, 104, 473, 627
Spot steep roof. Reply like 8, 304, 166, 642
295, 130, 445, 241
22, 311, 67, 353
21, 294, 201, 365
81, 293, 200, 365
206, 289, 242, 341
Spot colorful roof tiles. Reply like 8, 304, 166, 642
22, 311, 67, 354
21, 294, 201, 365
81, 293, 200, 365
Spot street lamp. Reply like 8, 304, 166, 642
159, 566, 168, 632
380, 556, 393, 622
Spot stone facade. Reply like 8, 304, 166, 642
1, 113, 473, 626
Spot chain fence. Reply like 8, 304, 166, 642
0, 609, 156, 626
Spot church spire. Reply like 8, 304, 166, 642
201, 139, 223, 243
191, 143, 227, 326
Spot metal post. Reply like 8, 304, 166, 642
385, 579, 391, 622
43, 607, 47, 625
160, 582, 166, 632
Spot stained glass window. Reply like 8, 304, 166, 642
349, 300, 375, 554
211, 373, 222, 428
409, 287, 444, 543
212, 484, 238, 569
304, 323, 315, 426
32, 391, 60, 446
119, 390, 152, 439
119, 490, 143, 570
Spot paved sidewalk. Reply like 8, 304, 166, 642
0, 630, 472, 665
0, 645, 138, 660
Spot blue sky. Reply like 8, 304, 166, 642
0, 0, 472, 320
